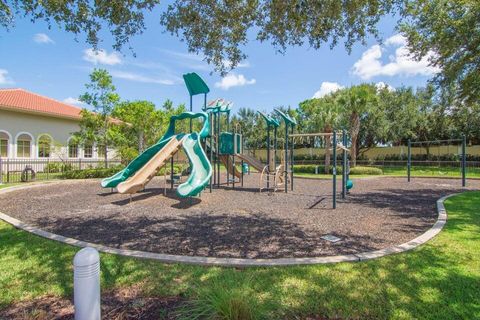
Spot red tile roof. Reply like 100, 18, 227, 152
0, 88, 83, 120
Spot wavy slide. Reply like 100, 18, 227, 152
177, 133, 212, 197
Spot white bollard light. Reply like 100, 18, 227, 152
74, 247, 101, 320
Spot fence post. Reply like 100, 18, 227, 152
46, 158, 49, 180
0, 157, 3, 184
462, 134, 466, 187
407, 139, 411, 182
6, 158, 9, 183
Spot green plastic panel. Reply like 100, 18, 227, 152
165, 111, 210, 139
183, 72, 210, 96
219, 132, 242, 155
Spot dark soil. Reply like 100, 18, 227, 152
0, 286, 182, 319
0, 175, 475, 259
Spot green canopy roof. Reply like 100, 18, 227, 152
258, 111, 279, 127
274, 109, 297, 126
183, 72, 210, 96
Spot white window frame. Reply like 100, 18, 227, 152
14, 132, 34, 159
37, 134, 53, 158
67, 137, 79, 159
0, 130, 12, 158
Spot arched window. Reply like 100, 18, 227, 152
16, 133, 32, 158
97, 144, 106, 159
38, 134, 52, 158
68, 138, 79, 158
0, 131, 10, 158
83, 142, 93, 158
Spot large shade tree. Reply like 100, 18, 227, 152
400, 0, 480, 105
1, 0, 401, 72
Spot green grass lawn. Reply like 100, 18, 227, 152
0, 190, 479, 319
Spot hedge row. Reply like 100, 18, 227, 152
293, 165, 383, 175
61, 166, 124, 179
61, 164, 187, 180
292, 153, 479, 162
377, 153, 478, 161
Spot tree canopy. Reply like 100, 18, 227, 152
400, 0, 480, 104
2, 0, 400, 73
3, 1, 479, 101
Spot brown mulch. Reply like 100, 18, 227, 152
0, 286, 182, 320
0, 175, 475, 259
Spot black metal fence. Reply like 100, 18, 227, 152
0, 158, 122, 184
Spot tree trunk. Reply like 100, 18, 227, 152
104, 144, 108, 168
104, 116, 109, 168
350, 112, 360, 167
138, 130, 144, 153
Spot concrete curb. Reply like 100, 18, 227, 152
0, 183, 456, 267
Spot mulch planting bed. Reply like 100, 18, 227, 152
0, 175, 475, 259
0, 285, 182, 319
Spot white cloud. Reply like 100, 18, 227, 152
33, 33, 54, 44
0, 69, 14, 85
63, 97, 84, 106
352, 34, 440, 80
111, 70, 176, 85
215, 73, 256, 90
384, 34, 406, 46
83, 48, 122, 65
312, 82, 344, 98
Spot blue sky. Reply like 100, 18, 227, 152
0, 8, 438, 114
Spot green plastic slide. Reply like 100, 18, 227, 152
177, 132, 212, 197
101, 111, 210, 189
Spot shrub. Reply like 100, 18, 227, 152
62, 165, 123, 179
349, 166, 383, 175
294, 164, 383, 175
378, 153, 476, 162
44, 162, 73, 173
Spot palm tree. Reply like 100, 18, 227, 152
336, 85, 377, 166
298, 95, 341, 173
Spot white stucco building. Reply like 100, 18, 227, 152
0, 88, 113, 160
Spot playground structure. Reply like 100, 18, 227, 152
101, 72, 353, 208
290, 130, 353, 209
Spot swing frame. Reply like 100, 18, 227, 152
407, 135, 467, 187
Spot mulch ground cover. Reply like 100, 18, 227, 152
0, 285, 182, 319
0, 175, 475, 259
